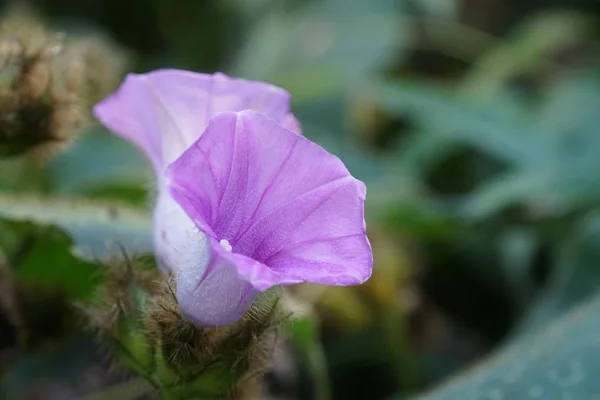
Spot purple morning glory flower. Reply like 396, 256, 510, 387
94, 69, 372, 326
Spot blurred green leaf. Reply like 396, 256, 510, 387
2, 336, 106, 399
461, 11, 594, 98
496, 227, 538, 306
417, 0, 459, 18
77, 379, 152, 400
462, 171, 550, 219
231, 0, 408, 100
465, 72, 600, 218
412, 289, 600, 400
0, 194, 152, 261
512, 214, 600, 337
373, 71, 600, 219
534, 72, 600, 141
0, 156, 47, 193
370, 79, 538, 165
1, 222, 103, 300
385, 198, 466, 239
48, 126, 150, 202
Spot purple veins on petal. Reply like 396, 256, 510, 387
166, 110, 373, 296
93, 68, 372, 327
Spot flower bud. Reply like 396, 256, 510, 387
83, 256, 283, 399
0, 6, 129, 158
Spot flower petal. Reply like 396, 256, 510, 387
153, 191, 202, 275
167, 111, 372, 290
93, 69, 300, 171
176, 236, 296, 327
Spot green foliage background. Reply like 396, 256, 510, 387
1, 0, 600, 399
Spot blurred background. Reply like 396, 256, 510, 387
1, 0, 600, 399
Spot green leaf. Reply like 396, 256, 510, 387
460, 11, 594, 98
385, 198, 466, 240
48, 125, 151, 204
0, 157, 47, 193
413, 289, 600, 400
369, 79, 539, 166
496, 228, 538, 307
77, 379, 153, 400
0, 195, 152, 261
1, 222, 103, 300
512, 214, 600, 337
534, 72, 600, 141
464, 72, 600, 218
462, 171, 551, 219
231, 0, 408, 100
376, 71, 600, 219
1, 336, 102, 397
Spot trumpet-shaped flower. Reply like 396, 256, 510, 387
94, 69, 372, 326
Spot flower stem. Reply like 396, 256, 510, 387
307, 340, 332, 400
285, 313, 332, 400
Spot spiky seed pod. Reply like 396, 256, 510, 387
83, 256, 284, 400
0, 6, 129, 158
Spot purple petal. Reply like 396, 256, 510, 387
93, 69, 300, 171
167, 111, 372, 290
280, 113, 302, 134
176, 236, 297, 326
